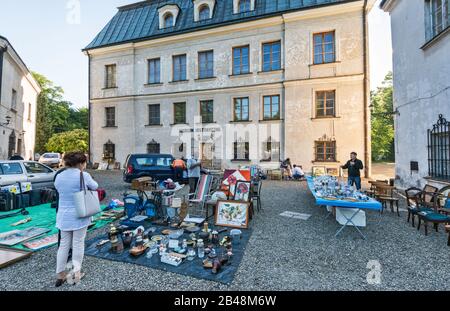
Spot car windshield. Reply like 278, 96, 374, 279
136, 157, 172, 167
43, 154, 59, 159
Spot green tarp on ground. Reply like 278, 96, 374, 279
0, 204, 121, 251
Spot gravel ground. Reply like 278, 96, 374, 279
0, 170, 449, 291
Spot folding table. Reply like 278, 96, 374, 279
306, 177, 382, 239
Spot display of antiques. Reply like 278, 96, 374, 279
312, 175, 370, 202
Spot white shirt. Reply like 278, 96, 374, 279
55, 168, 99, 231
293, 167, 304, 176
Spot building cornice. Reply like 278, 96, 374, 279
0, 36, 41, 93
380, 0, 397, 12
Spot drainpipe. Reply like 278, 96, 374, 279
281, 15, 287, 162
363, 0, 370, 178
87, 50, 92, 165
0, 45, 5, 108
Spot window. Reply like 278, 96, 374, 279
103, 140, 115, 160
136, 156, 172, 166
233, 97, 249, 121
28, 103, 32, 121
234, 141, 249, 160
262, 41, 281, 72
105, 107, 116, 127
147, 140, 161, 154
263, 95, 280, 120
426, 0, 450, 39
314, 32, 335, 64
173, 54, 187, 81
11, 89, 17, 110
148, 104, 160, 125
199, 4, 210, 20
105, 64, 117, 88
23, 162, 52, 174
148, 58, 160, 84
0, 163, 23, 175
316, 91, 336, 118
233, 45, 250, 75
200, 100, 214, 123
262, 137, 280, 162
174, 102, 186, 124
428, 114, 450, 180
198, 50, 214, 79
315, 141, 336, 162
164, 13, 174, 28
239, 0, 251, 13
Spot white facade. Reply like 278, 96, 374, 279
87, 1, 375, 174
382, 0, 450, 188
0, 36, 40, 160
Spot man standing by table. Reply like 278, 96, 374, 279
187, 154, 201, 193
341, 152, 364, 190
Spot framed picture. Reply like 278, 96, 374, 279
215, 200, 250, 229
0, 246, 32, 269
312, 166, 326, 176
0, 227, 50, 247
326, 167, 339, 177
233, 180, 252, 202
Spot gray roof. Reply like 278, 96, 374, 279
85, 0, 355, 51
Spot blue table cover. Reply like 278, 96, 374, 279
306, 177, 382, 211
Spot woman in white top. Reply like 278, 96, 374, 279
54, 152, 98, 287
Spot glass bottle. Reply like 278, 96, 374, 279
197, 239, 205, 258
182, 239, 187, 250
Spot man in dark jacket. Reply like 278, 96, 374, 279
341, 152, 364, 190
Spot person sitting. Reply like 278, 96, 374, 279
280, 158, 292, 180
292, 165, 305, 180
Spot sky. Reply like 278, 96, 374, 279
0, 0, 392, 108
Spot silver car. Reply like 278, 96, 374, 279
0, 161, 56, 190
38, 153, 62, 168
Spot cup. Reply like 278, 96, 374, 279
230, 229, 242, 246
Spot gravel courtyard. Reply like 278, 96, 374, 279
0, 170, 449, 291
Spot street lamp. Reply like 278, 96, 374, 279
2, 115, 11, 126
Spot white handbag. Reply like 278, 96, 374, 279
73, 171, 101, 218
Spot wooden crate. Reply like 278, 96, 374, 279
268, 170, 282, 180
131, 177, 155, 191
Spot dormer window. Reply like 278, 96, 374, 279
158, 5, 179, 29
233, 0, 255, 14
199, 5, 210, 21
164, 13, 174, 28
194, 0, 215, 22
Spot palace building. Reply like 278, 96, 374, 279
85, 0, 375, 175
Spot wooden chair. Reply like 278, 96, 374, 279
404, 185, 439, 226
375, 184, 400, 216
417, 192, 450, 236
366, 180, 388, 197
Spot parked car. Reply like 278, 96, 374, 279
0, 161, 56, 190
123, 154, 185, 183
38, 153, 62, 168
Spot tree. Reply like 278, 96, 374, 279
32, 72, 88, 153
371, 72, 395, 162
45, 129, 88, 153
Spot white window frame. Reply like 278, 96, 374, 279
426, 0, 450, 40
158, 5, 179, 29
193, 0, 215, 22
233, 0, 255, 14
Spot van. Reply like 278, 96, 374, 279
123, 154, 179, 183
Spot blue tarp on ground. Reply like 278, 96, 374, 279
85, 225, 252, 285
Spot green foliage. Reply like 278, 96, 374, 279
45, 129, 88, 153
32, 72, 88, 153
371, 72, 395, 162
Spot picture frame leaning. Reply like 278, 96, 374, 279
215, 200, 250, 229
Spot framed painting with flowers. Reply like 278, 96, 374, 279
215, 200, 250, 229
233, 180, 251, 202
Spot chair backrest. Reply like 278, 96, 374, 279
405, 187, 422, 207
194, 174, 212, 201
423, 184, 439, 203
376, 184, 395, 197
438, 186, 450, 209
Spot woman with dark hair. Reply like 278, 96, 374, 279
54, 152, 98, 287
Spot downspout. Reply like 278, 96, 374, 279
281, 15, 287, 161
87, 50, 92, 165
0, 46, 5, 108
363, 0, 370, 178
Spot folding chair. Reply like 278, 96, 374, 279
188, 174, 213, 217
